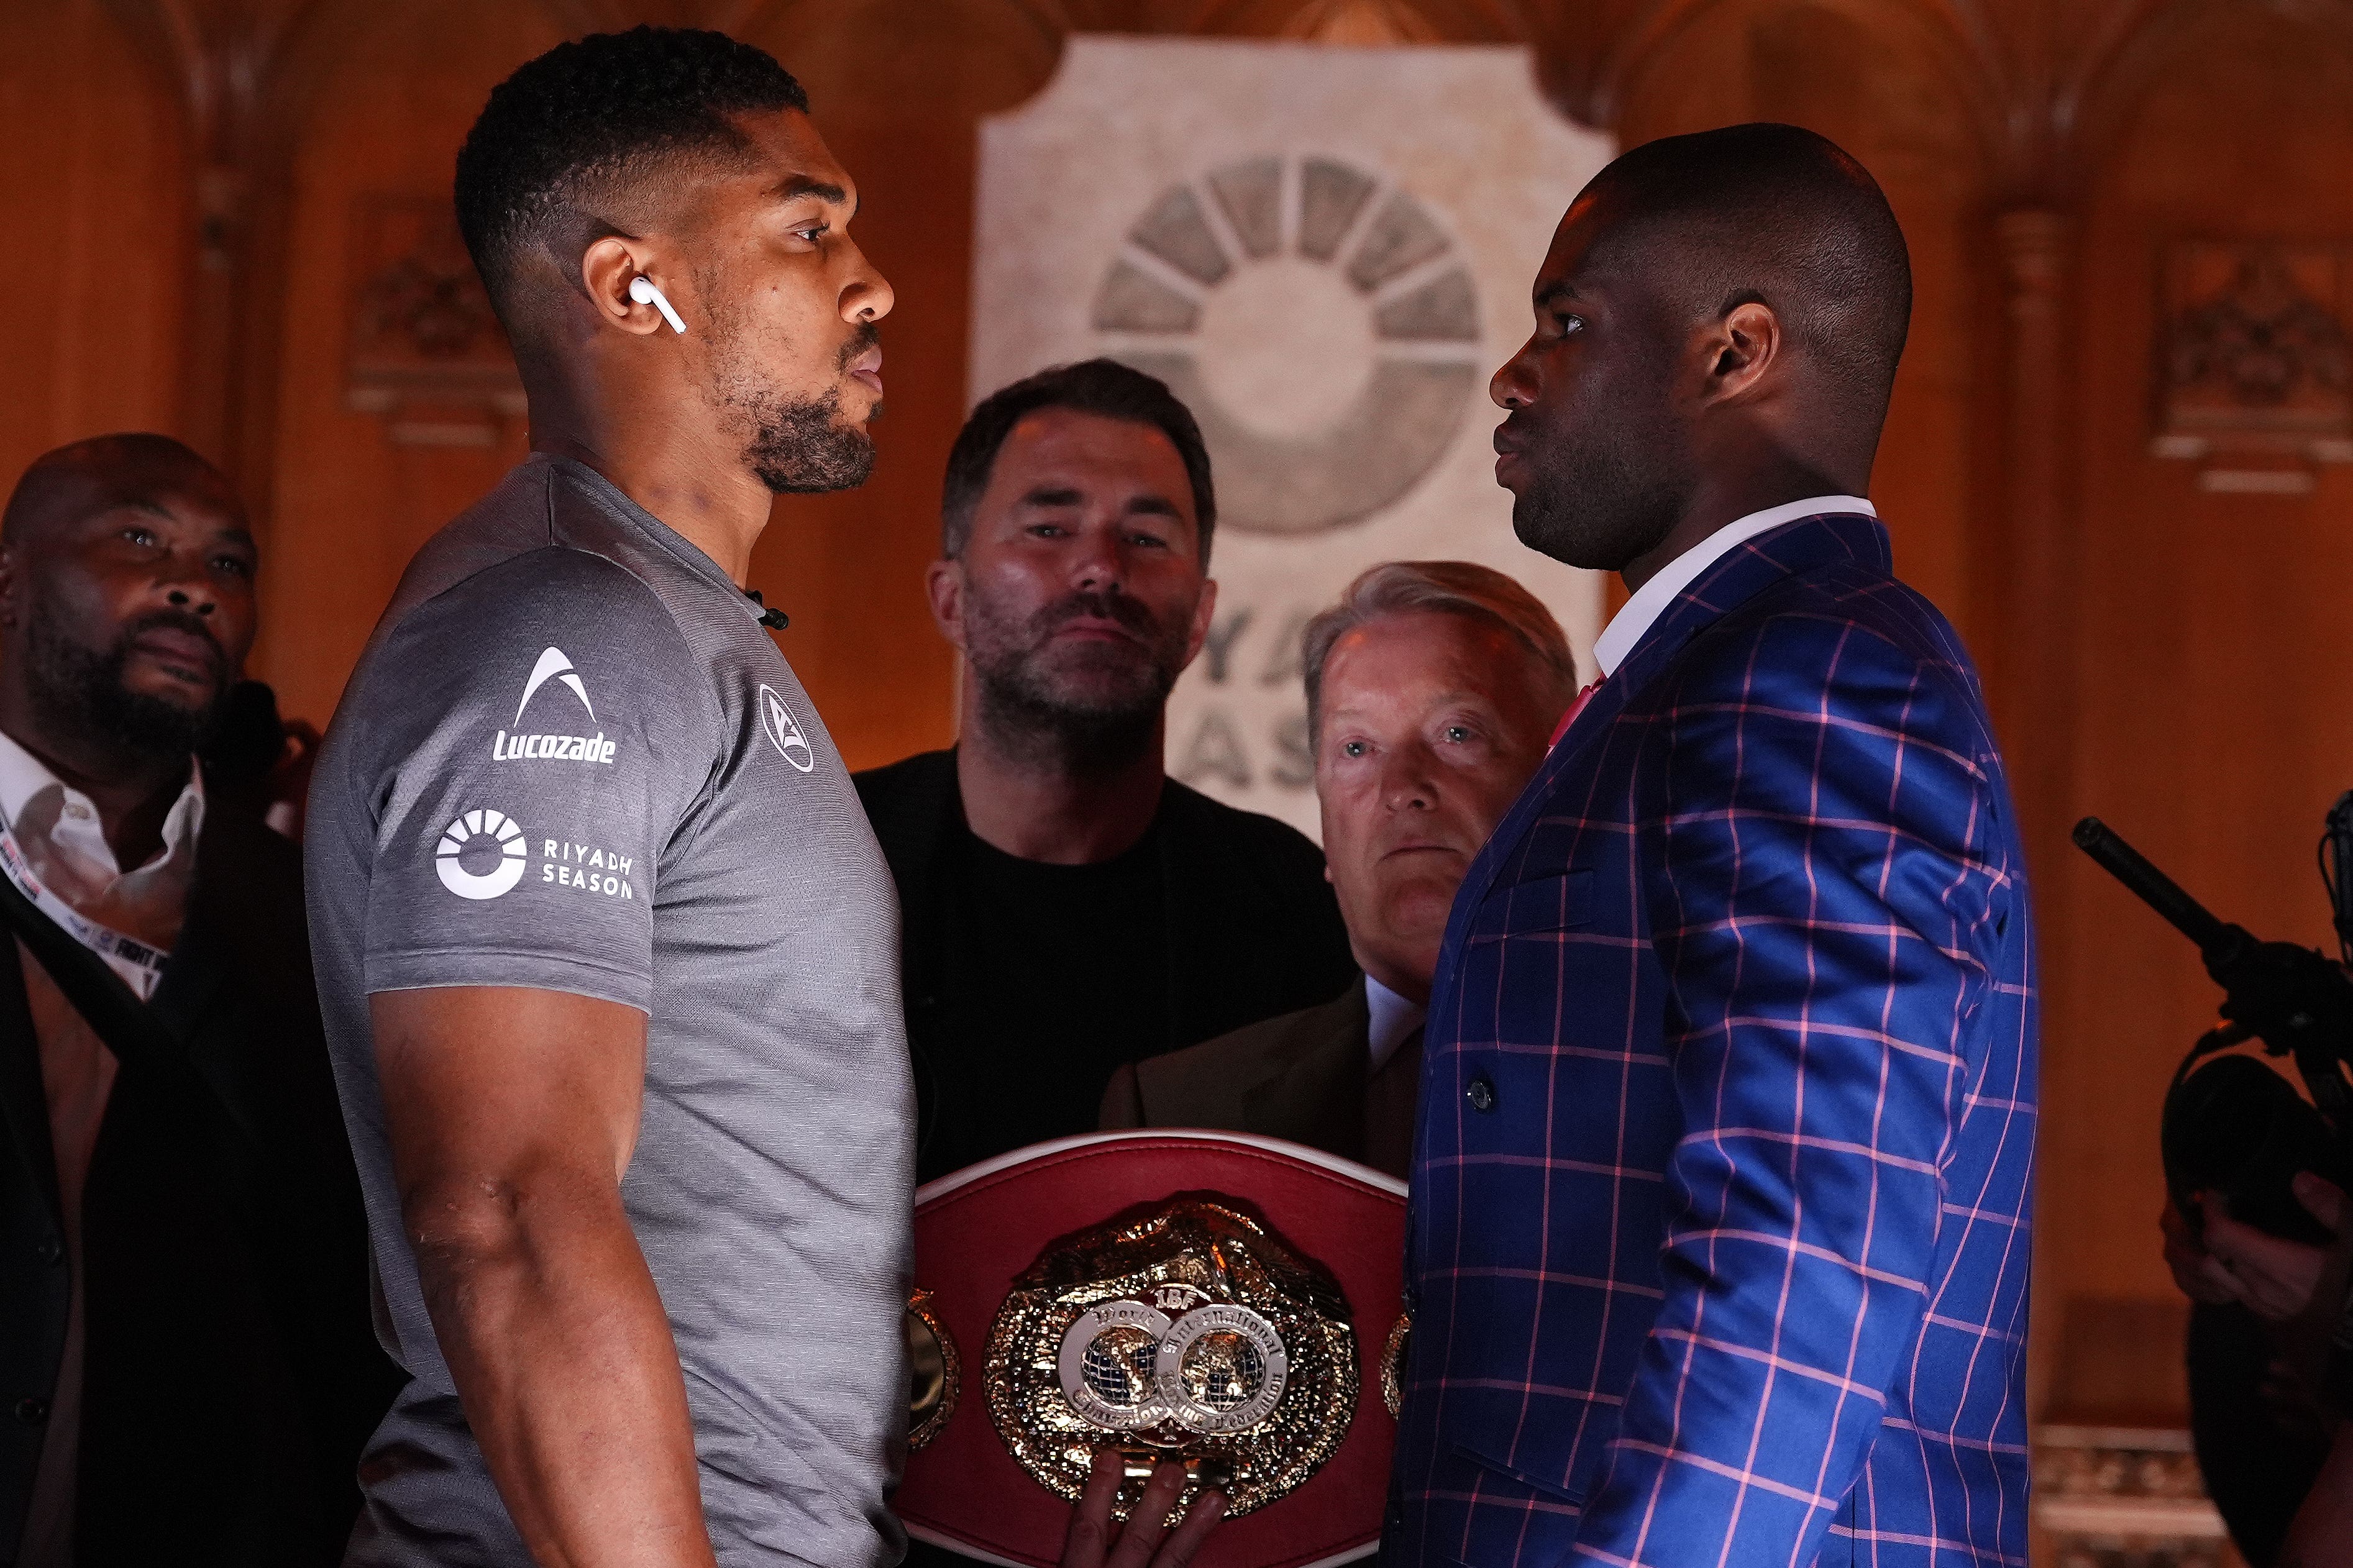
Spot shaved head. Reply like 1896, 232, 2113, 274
1489, 123, 1912, 576
1579, 122, 1912, 426
2, 432, 245, 549
0, 433, 257, 774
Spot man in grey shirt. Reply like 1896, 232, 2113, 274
306, 29, 908, 1568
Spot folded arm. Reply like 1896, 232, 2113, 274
373, 984, 715, 1568
1571, 625, 2006, 1566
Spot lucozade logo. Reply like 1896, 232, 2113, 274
495, 647, 616, 764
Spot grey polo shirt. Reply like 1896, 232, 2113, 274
306, 454, 913, 1567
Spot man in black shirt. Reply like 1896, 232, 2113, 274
857, 360, 1355, 1185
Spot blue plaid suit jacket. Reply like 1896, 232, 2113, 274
1392, 513, 2036, 1568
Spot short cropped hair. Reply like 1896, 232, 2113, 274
1587, 123, 1912, 422
1302, 560, 1578, 740
455, 27, 808, 321
940, 360, 1217, 562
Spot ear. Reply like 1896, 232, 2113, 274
1699, 299, 1782, 404
1179, 577, 1220, 672
581, 235, 675, 337
925, 557, 967, 652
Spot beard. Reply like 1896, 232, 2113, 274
1504, 390, 1693, 572
711, 315, 880, 496
24, 601, 226, 762
964, 586, 1193, 774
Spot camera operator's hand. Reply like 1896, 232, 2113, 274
2163, 1176, 2353, 1323
1060, 1450, 1227, 1568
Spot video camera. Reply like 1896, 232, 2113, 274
2073, 799, 2353, 1243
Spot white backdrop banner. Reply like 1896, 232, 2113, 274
969, 37, 1613, 841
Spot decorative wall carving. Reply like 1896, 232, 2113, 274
345, 197, 524, 447
2032, 1424, 2231, 1568
2152, 240, 2353, 492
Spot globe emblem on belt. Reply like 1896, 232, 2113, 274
1090, 153, 1483, 536
436, 808, 526, 901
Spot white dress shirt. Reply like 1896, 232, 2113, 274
1591, 495, 1877, 677
0, 728, 204, 996
1366, 973, 1426, 1073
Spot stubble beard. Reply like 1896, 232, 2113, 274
23, 598, 224, 764
705, 294, 879, 495
962, 589, 1189, 778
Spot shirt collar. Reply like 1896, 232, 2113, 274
1364, 973, 1426, 1073
1591, 495, 1877, 677
0, 726, 206, 878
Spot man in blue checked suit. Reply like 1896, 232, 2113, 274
1392, 124, 2035, 1568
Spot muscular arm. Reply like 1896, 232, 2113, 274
372, 986, 713, 1568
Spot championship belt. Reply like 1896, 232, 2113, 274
898, 1131, 1409, 1568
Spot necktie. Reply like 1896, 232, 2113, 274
1548, 677, 1605, 750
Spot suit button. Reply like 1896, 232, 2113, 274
14, 1398, 47, 1424
1466, 1075, 1497, 1113
34, 1236, 62, 1265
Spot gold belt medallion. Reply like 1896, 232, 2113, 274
982, 1198, 1358, 1521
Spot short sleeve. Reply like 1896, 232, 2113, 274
351, 547, 713, 1012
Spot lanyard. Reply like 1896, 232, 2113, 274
0, 822, 171, 1000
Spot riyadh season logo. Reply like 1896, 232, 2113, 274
759, 683, 815, 773
436, 809, 528, 900
494, 647, 617, 765
434, 807, 637, 903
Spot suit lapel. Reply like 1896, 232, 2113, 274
1239, 981, 1370, 1153
1442, 513, 1891, 950
0, 942, 62, 1225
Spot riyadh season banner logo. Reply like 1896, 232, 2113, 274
434, 808, 637, 904
495, 647, 617, 765
436, 809, 528, 900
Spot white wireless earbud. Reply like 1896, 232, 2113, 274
629, 275, 687, 335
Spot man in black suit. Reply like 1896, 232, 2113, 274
1101, 561, 1574, 1177
0, 434, 395, 1567
857, 360, 1357, 1187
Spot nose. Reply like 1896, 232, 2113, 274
162, 558, 218, 618
1377, 745, 1437, 813
842, 240, 894, 326
1070, 524, 1125, 596
1491, 339, 1537, 411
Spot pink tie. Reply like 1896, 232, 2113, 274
1549, 678, 1604, 750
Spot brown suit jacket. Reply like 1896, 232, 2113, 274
1098, 977, 1421, 1179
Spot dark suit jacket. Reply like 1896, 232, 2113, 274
1098, 977, 1420, 1178
0, 783, 400, 1567
854, 748, 1356, 1183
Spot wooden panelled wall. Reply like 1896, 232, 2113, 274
8, 0, 2353, 1491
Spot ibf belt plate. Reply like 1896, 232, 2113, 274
982, 1198, 1356, 1521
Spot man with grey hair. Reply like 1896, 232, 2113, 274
1100, 560, 1576, 1176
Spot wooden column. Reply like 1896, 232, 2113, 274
1994, 207, 2077, 1427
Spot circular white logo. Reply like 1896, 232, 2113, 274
1090, 153, 1483, 537
758, 683, 815, 773
435, 808, 527, 900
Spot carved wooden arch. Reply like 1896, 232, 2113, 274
2062, 0, 2353, 195
1179, 0, 1534, 40
1578, 0, 2008, 173
731, 0, 1066, 98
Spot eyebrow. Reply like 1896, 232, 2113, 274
774, 175, 854, 216
1533, 279, 1583, 309
1017, 486, 1183, 521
